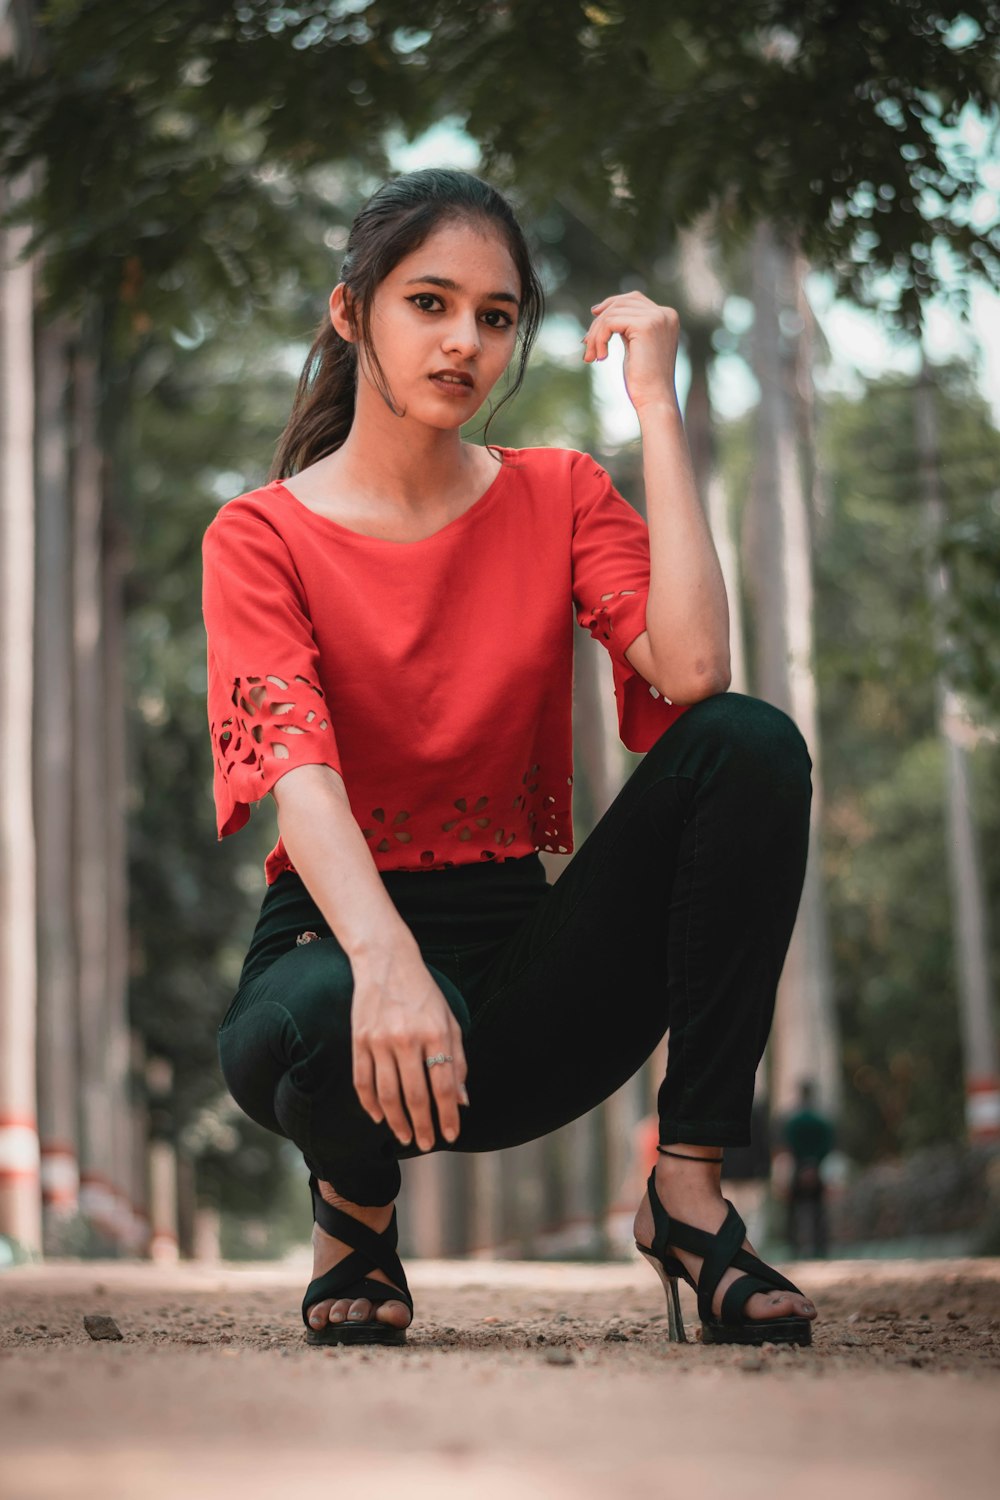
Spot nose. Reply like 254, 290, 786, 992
442, 312, 481, 359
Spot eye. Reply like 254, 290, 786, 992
406, 292, 514, 330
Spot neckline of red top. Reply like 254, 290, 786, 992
266, 446, 516, 548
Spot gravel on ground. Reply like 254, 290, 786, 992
1, 1255, 998, 1499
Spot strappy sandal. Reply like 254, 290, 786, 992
301, 1172, 414, 1347
634, 1147, 813, 1347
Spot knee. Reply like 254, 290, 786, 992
672, 692, 812, 794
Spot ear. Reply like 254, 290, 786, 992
329, 282, 355, 342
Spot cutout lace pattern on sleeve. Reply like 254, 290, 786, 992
211, 671, 331, 782
579, 588, 638, 643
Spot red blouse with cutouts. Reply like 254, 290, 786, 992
201, 445, 689, 884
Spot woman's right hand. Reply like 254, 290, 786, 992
349, 943, 469, 1152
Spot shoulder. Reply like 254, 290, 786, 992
202, 484, 291, 554
201, 485, 309, 599
497, 445, 605, 490
499, 444, 594, 473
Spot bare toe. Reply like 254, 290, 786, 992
744, 1290, 815, 1321
375, 1299, 412, 1328
307, 1299, 334, 1330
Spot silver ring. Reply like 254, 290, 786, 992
424, 1053, 453, 1068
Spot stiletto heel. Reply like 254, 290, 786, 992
635, 1238, 689, 1342
635, 1152, 813, 1348
666, 1271, 687, 1343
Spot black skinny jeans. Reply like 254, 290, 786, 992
217, 693, 812, 1207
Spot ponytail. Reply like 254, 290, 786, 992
269, 320, 358, 481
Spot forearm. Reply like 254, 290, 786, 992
637, 401, 731, 699
271, 764, 420, 971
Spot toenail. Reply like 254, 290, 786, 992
349, 1310, 364, 1319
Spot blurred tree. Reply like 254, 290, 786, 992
728, 358, 1000, 1160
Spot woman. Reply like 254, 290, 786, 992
201, 167, 819, 1349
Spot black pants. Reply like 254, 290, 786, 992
217, 693, 811, 1206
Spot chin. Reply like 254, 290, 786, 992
412, 397, 487, 431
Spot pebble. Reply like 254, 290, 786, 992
543, 1347, 574, 1366
83, 1314, 123, 1342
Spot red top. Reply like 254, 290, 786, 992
201, 445, 689, 884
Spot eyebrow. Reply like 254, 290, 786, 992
403, 275, 520, 308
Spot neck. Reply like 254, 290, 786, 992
331, 380, 478, 507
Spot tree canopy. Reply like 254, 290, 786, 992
3, 2, 998, 337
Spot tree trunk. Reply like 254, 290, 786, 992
677, 220, 749, 694
915, 354, 1000, 1143
0, 134, 41, 1252
102, 488, 134, 1247
71, 323, 118, 1247
744, 218, 840, 1123
34, 315, 81, 1249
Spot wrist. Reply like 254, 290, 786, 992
348, 929, 421, 971
635, 397, 683, 426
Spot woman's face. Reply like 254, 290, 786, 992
335, 217, 522, 429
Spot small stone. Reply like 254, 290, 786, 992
543, 1347, 574, 1365
603, 1330, 630, 1342
83, 1314, 123, 1342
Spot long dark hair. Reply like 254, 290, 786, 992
270, 169, 545, 480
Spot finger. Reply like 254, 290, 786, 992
396, 1045, 436, 1150
352, 1044, 383, 1125
425, 1046, 462, 1141
447, 1019, 470, 1106
583, 321, 615, 362
371, 1049, 412, 1145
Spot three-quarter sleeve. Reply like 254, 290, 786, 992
570, 452, 688, 750
201, 505, 343, 839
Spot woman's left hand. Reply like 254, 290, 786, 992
582, 291, 681, 414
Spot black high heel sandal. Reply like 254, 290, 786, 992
301, 1173, 414, 1347
634, 1147, 813, 1347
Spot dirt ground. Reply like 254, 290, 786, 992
1, 1254, 998, 1500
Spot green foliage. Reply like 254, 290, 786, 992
369, 0, 1000, 330
1, 1, 394, 349
4, 2, 998, 342
809, 363, 999, 1160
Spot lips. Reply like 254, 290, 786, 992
429, 369, 474, 388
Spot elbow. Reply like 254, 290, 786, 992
661, 658, 731, 705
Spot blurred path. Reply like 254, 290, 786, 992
1, 1257, 998, 1499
